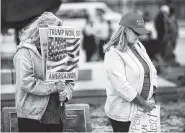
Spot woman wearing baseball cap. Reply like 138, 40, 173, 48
103, 12, 157, 132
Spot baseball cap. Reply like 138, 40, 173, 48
119, 12, 149, 35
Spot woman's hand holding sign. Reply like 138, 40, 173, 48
142, 101, 156, 113
55, 81, 66, 92
55, 81, 68, 106
133, 94, 156, 113
59, 91, 68, 102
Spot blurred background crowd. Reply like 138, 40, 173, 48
1, 0, 185, 69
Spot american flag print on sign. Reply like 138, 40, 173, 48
39, 26, 81, 81
47, 37, 80, 72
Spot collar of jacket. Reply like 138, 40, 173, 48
16, 42, 42, 59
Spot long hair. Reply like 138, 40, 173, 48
103, 25, 128, 53
19, 12, 62, 47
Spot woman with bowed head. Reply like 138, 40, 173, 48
13, 12, 75, 132
103, 12, 158, 132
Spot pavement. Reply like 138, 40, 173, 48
174, 38, 185, 66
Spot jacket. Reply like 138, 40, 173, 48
13, 42, 74, 120
104, 41, 157, 122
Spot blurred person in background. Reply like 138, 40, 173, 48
83, 15, 96, 62
13, 12, 75, 132
154, 5, 169, 58
154, 5, 170, 71
103, 13, 157, 132
140, 11, 160, 66
142, 11, 157, 41
107, 20, 114, 40
94, 10, 109, 60
164, 6, 179, 66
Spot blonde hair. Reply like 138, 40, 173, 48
19, 12, 62, 47
103, 25, 129, 53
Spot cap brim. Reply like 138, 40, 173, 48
132, 27, 149, 35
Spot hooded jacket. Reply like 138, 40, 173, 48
13, 42, 74, 120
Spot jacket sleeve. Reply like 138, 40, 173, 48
13, 49, 57, 96
104, 51, 137, 102
138, 41, 158, 88
64, 80, 75, 101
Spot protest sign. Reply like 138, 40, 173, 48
129, 105, 161, 133
39, 26, 81, 81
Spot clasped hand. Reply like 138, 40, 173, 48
55, 81, 68, 102
142, 101, 156, 113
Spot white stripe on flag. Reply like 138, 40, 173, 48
66, 48, 80, 56
47, 61, 78, 72
47, 56, 79, 67
66, 38, 78, 43
65, 41, 80, 51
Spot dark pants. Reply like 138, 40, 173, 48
18, 118, 63, 132
109, 118, 131, 132
83, 35, 96, 62
98, 39, 106, 59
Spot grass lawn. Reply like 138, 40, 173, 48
91, 99, 185, 132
